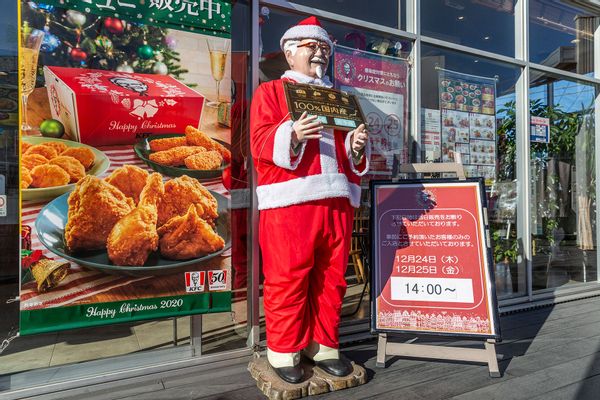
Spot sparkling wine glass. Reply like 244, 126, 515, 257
20, 29, 44, 132
206, 39, 229, 107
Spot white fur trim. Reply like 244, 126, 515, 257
345, 130, 371, 176
282, 70, 333, 88
267, 348, 300, 368
319, 129, 338, 173
280, 25, 333, 50
256, 173, 362, 210
273, 120, 306, 170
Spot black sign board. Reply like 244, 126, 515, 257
283, 81, 366, 131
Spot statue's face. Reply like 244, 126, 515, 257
285, 39, 331, 78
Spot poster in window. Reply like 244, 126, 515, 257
333, 45, 409, 178
438, 69, 497, 183
19, 0, 233, 335
370, 179, 501, 339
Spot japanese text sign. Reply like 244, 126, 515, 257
283, 81, 366, 131
43, 0, 231, 37
333, 45, 409, 176
370, 179, 501, 339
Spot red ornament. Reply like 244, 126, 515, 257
103, 17, 124, 34
70, 47, 87, 62
222, 165, 231, 190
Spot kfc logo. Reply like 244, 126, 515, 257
208, 270, 227, 291
185, 271, 205, 293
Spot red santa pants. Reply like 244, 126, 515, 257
259, 197, 354, 353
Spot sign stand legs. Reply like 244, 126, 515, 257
376, 334, 501, 377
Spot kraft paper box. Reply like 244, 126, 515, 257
43, 66, 204, 146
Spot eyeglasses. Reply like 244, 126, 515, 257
297, 41, 331, 56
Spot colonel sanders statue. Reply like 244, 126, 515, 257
250, 16, 370, 384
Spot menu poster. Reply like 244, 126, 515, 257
333, 45, 409, 177
438, 70, 498, 182
370, 179, 501, 339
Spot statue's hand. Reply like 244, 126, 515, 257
291, 111, 323, 147
351, 124, 368, 155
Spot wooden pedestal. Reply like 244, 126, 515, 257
248, 356, 367, 400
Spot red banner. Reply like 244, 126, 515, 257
371, 180, 500, 338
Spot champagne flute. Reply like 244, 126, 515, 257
206, 39, 229, 107
20, 28, 44, 132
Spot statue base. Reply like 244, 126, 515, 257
248, 356, 367, 400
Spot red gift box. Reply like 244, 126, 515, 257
43, 66, 204, 146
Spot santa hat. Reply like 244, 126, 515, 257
279, 16, 333, 51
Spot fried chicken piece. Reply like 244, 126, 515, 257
61, 147, 95, 170
22, 142, 32, 154
107, 173, 164, 266
158, 175, 218, 226
65, 176, 135, 251
30, 164, 70, 188
21, 167, 32, 189
45, 141, 68, 154
105, 165, 149, 204
149, 146, 206, 167
184, 150, 223, 170
49, 156, 85, 183
185, 126, 231, 163
149, 136, 187, 152
157, 204, 225, 260
22, 154, 49, 170
25, 144, 58, 160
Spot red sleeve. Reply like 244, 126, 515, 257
250, 82, 290, 167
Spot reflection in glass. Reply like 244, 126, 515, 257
421, 0, 515, 57
529, 0, 598, 75
529, 73, 597, 290
288, 0, 403, 29
420, 44, 524, 299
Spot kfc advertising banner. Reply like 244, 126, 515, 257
19, 0, 232, 335
333, 45, 409, 177
370, 179, 500, 339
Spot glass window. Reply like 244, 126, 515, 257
420, 44, 525, 299
421, 0, 516, 57
259, 6, 412, 82
529, 0, 598, 76
529, 72, 598, 291
289, 0, 405, 30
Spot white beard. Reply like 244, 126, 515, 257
315, 65, 324, 79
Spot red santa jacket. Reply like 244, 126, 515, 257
250, 70, 370, 210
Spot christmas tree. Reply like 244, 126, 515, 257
23, 1, 187, 80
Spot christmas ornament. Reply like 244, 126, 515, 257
103, 17, 124, 34
40, 32, 60, 53
137, 43, 154, 59
69, 47, 87, 62
94, 35, 113, 51
164, 35, 177, 50
40, 119, 65, 138
152, 61, 168, 75
116, 62, 134, 73
222, 165, 231, 190
29, 2, 55, 12
66, 10, 87, 27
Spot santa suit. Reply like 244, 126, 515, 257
250, 70, 370, 354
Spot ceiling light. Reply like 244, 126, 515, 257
457, 16, 465, 21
